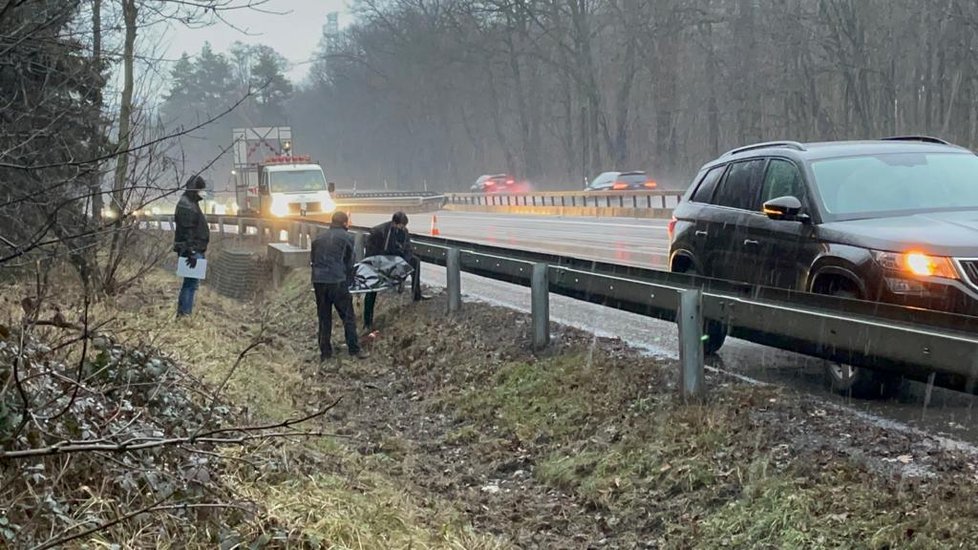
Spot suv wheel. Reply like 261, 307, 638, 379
817, 285, 899, 398
677, 264, 727, 355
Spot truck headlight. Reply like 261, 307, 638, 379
320, 197, 335, 213
270, 198, 289, 217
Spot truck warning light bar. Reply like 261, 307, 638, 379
263, 154, 312, 165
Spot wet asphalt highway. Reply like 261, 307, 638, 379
352, 211, 672, 269
351, 211, 978, 446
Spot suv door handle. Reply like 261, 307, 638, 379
695, 230, 709, 237
743, 239, 760, 246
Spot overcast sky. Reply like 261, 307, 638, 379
163, 0, 349, 83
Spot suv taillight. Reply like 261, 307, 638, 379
667, 216, 677, 242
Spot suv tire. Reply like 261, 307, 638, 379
818, 286, 900, 398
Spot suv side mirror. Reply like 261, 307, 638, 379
763, 196, 808, 222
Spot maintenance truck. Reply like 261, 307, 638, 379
232, 127, 335, 217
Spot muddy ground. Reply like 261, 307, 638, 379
6, 265, 978, 548
285, 278, 978, 549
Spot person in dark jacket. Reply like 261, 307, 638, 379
363, 211, 429, 329
311, 211, 369, 362
173, 175, 210, 317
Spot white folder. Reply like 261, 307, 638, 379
176, 258, 208, 280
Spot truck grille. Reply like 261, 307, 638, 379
287, 202, 323, 215
958, 259, 978, 287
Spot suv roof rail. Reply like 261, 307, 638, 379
619, 170, 646, 175
879, 135, 951, 145
723, 141, 806, 157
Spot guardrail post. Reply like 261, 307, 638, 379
290, 222, 300, 247
353, 232, 365, 262
258, 222, 268, 245
446, 247, 462, 314
217, 217, 225, 239
678, 289, 706, 401
237, 219, 245, 241
531, 262, 550, 351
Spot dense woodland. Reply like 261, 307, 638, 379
6, 0, 978, 275
157, 0, 978, 191
282, 0, 978, 190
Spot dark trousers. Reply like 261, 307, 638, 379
314, 282, 360, 358
363, 256, 421, 328
176, 252, 204, 316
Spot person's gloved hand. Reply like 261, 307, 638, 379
185, 253, 198, 269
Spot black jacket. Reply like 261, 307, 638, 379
172, 191, 209, 256
366, 221, 413, 259
311, 226, 355, 284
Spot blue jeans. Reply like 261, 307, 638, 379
177, 253, 204, 316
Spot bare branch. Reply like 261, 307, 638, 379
0, 397, 344, 460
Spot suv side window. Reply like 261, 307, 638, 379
761, 159, 806, 205
690, 166, 725, 203
711, 159, 765, 210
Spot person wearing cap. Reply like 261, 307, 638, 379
362, 211, 430, 330
173, 175, 210, 317
311, 210, 369, 362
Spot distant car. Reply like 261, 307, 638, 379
669, 136, 978, 397
587, 170, 657, 191
471, 174, 519, 193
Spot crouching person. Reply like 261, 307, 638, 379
311, 211, 369, 362
363, 211, 430, 330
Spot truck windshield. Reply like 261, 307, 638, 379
268, 169, 327, 193
811, 152, 978, 216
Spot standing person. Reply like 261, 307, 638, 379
173, 175, 209, 317
311, 211, 369, 362
363, 211, 429, 330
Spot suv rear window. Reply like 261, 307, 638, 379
712, 159, 765, 210
690, 166, 725, 203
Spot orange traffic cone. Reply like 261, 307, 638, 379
430, 214, 441, 236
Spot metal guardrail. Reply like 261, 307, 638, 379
333, 190, 443, 199
446, 190, 683, 209
337, 195, 446, 206
407, 234, 978, 393
145, 214, 978, 394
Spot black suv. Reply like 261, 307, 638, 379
669, 136, 978, 395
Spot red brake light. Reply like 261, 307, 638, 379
667, 216, 677, 241
506, 179, 515, 185
644, 181, 657, 188
612, 182, 629, 190
484, 181, 495, 186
